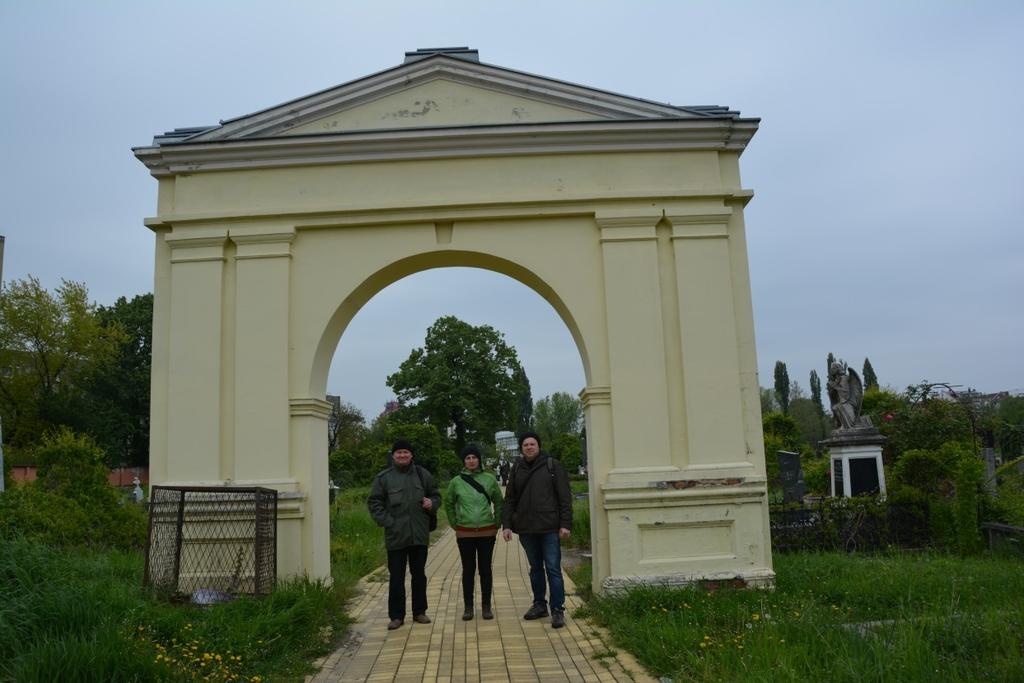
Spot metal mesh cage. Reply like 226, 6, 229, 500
144, 486, 277, 597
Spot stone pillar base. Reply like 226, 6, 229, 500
600, 475, 774, 591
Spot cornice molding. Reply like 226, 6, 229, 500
579, 385, 611, 408
289, 397, 333, 419
231, 231, 295, 260
142, 191, 751, 231
666, 211, 733, 240
134, 118, 758, 178
165, 235, 228, 264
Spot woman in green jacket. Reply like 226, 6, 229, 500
445, 443, 503, 621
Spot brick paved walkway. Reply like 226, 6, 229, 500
308, 528, 655, 682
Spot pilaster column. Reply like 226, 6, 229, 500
596, 211, 675, 478
232, 232, 295, 484
289, 397, 333, 581
148, 227, 171, 485
580, 385, 612, 594
164, 235, 227, 483
668, 213, 750, 475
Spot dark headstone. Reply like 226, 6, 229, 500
777, 451, 805, 504
849, 458, 880, 496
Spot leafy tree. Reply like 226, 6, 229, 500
809, 370, 824, 416
85, 294, 152, 466
773, 361, 790, 416
790, 397, 827, 446
548, 433, 583, 474
0, 277, 124, 456
386, 316, 528, 453
789, 380, 806, 401
864, 384, 973, 463
863, 358, 879, 390
327, 398, 366, 454
383, 421, 459, 479
533, 391, 582, 445
759, 387, 777, 415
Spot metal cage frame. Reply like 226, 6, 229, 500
144, 485, 277, 597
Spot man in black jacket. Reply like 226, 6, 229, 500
367, 440, 441, 630
501, 431, 573, 628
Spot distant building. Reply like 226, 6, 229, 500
495, 430, 517, 462
380, 400, 401, 419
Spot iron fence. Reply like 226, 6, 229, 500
770, 498, 930, 553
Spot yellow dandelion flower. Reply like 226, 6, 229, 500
751, 613, 760, 621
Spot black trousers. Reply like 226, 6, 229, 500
386, 545, 428, 620
456, 536, 496, 608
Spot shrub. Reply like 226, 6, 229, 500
890, 446, 959, 495
0, 429, 147, 550
801, 454, 830, 495
989, 459, 1024, 525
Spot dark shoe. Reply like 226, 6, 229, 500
551, 609, 565, 629
481, 606, 494, 620
462, 608, 474, 621
387, 618, 403, 630
412, 613, 431, 624
523, 603, 549, 620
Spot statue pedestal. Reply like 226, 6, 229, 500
821, 429, 887, 498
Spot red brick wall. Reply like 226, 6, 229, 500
8, 465, 149, 486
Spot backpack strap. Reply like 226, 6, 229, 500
459, 473, 493, 505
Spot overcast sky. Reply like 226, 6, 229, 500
2, 1, 1022, 422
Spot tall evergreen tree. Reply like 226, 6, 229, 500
512, 365, 533, 434
809, 369, 824, 415
863, 358, 879, 390
827, 352, 836, 372
773, 361, 791, 416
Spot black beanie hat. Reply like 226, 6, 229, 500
518, 431, 542, 451
460, 444, 482, 460
391, 439, 414, 455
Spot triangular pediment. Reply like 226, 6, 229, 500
283, 78, 606, 134
183, 53, 732, 142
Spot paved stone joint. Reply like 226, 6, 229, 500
308, 529, 655, 682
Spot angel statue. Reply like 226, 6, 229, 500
827, 361, 873, 431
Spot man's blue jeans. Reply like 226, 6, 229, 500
518, 532, 565, 612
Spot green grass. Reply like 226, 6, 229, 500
573, 551, 1024, 682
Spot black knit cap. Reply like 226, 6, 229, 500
517, 431, 542, 451
460, 443, 482, 460
391, 439, 415, 455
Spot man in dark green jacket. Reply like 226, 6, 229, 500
367, 439, 441, 630
501, 431, 573, 628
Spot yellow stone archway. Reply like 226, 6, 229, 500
135, 48, 773, 592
